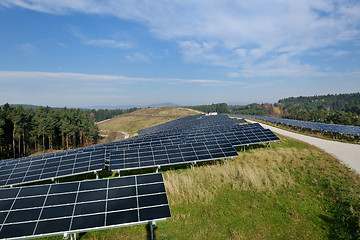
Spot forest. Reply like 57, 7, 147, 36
229, 93, 360, 126
83, 107, 138, 122
189, 93, 360, 126
7, 104, 139, 123
187, 103, 229, 114
0, 104, 99, 160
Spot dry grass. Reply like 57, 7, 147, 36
98, 107, 199, 136
164, 147, 310, 205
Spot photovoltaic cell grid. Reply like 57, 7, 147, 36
109, 141, 238, 171
0, 115, 279, 188
232, 114, 360, 136
138, 114, 247, 135
0, 149, 105, 188
84, 123, 278, 160
0, 173, 170, 240
83, 122, 267, 153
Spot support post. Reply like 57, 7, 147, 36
149, 221, 156, 240
63, 233, 69, 240
117, 170, 120, 177
94, 171, 99, 180
156, 166, 160, 173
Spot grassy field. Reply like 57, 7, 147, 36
97, 107, 200, 137
40, 109, 360, 239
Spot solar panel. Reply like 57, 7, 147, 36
109, 141, 238, 171
0, 173, 170, 239
0, 149, 105, 188
231, 114, 360, 136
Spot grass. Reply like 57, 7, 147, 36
97, 107, 199, 137
39, 135, 360, 240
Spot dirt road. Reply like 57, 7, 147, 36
248, 120, 360, 175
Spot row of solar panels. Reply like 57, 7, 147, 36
230, 114, 360, 136
0, 125, 278, 188
138, 114, 247, 135
0, 114, 280, 239
0, 173, 170, 239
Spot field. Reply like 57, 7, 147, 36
97, 107, 200, 138
41, 108, 360, 240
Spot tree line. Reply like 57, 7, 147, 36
187, 103, 229, 114
229, 93, 360, 126
0, 104, 99, 160
83, 108, 138, 122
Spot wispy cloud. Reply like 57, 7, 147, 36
126, 52, 149, 62
3, 1, 359, 61
17, 43, 37, 54
84, 39, 133, 49
0, 71, 244, 86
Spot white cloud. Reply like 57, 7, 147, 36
0, 71, 243, 86
17, 43, 36, 54
1, 0, 360, 77
84, 39, 132, 48
227, 72, 240, 78
126, 52, 149, 62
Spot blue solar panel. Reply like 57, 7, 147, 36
0, 149, 105, 188
229, 114, 360, 136
0, 173, 170, 240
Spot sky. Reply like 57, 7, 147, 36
0, 0, 359, 108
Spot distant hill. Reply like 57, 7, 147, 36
97, 107, 198, 137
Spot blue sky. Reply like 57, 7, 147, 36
0, 1, 359, 108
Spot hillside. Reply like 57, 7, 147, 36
97, 107, 201, 139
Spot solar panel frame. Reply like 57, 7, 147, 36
0, 173, 171, 240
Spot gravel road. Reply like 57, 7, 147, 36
248, 120, 360, 175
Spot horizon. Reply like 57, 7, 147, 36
0, 1, 359, 108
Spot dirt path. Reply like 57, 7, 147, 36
247, 120, 360, 175
121, 131, 130, 139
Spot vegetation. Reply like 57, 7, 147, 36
1, 104, 139, 123
83, 108, 138, 123
98, 107, 199, 137
0, 103, 98, 160
188, 103, 229, 114
229, 93, 360, 126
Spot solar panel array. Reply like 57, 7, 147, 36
109, 141, 238, 171
0, 149, 105, 188
138, 114, 247, 135
0, 113, 282, 239
231, 114, 360, 136
0, 114, 279, 188
0, 173, 170, 239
